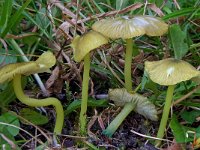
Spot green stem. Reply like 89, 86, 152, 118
124, 38, 133, 92
80, 53, 91, 135
13, 74, 64, 134
155, 85, 175, 147
103, 102, 136, 137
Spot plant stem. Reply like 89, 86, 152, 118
80, 53, 90, 135
124, 38, 133, 92
13, 74, 64, 134
155, 85, 175, 147
103, 102, 136, 137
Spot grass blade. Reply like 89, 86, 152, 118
0, 0, 13, 29
1, 0, 32, 38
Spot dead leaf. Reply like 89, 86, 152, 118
87, 109, 99, 139
46, 66, 60, 89
148, 4, 164, 17
98, 113, 105, 130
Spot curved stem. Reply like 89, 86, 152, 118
13, 74, 64, 134
124, 38, 133, 92
155, 85, 175, 147
80, 53, 91, 135
103, 102, 136, 137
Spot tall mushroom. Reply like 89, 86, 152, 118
103, 88, 158, 137
92, 15, 168, 92
71, 30, 108, 135
0, 51, 64, 135
145, 58, 200, 146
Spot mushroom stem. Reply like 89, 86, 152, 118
155, 84, 175, 147
13, 74, 64, 134
103, 102, 136, 137
80, 53, 91, 135
124, 38, 133, 92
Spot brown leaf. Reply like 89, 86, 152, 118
46, 66, 60, 89
98, 113, 105, 130
45, 66, 64, 94
56, 21, 72, 40
148, 4, 165, 17
87, 109, 98, 139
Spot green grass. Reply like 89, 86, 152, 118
0, 0, 200, 149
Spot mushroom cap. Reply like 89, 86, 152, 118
0, 51, 56, 83
191, 73, 200, 84
108, 88, 158, 121
92, 15, 168, 39
71, 30, 109, 62
145, 58, 200, 86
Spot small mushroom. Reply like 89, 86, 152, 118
103, 88, 158, 137
92, 15, 168, 91
145, 58, 200, 146
71, 30, 108, 134
0, 51, 64, 135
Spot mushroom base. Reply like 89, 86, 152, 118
103, 102, 136, 137
155, 85, 175, 147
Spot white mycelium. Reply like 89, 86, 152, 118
121, 16, 129, 20
166, 67, 175, 77
39, 64, 45, 68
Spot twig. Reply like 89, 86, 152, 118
79, 3, 143, 23
98, 50, 124, 86
173, 84, 200, 106
0, 122, 48, 148
52, 1, 143, 23
0, 133, 17, 149
130, 129, 172, 143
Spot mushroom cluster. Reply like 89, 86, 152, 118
92, 15, 168, 92
71, 15, 169, 137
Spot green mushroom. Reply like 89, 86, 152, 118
145, 58, 200, 147
92, 15, 168, 92
71, 30, 108, 135
192, 74, 200, 84
0, 51, 64, 135
103, 88, 158, 137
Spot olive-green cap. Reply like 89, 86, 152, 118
92, 15, 168, 39
108, 88, 158, 121
71, 30, 109, 62
0, 51, 56, 83
145, 58, 200, 86
191, 73, 200, 84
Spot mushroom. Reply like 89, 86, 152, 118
103, 88, 158, 137
145, 58, 200, 146
0, 51, 64, 135
192, 74, 200, 84
71, 30, 108, 135
92, 15, 168, 92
